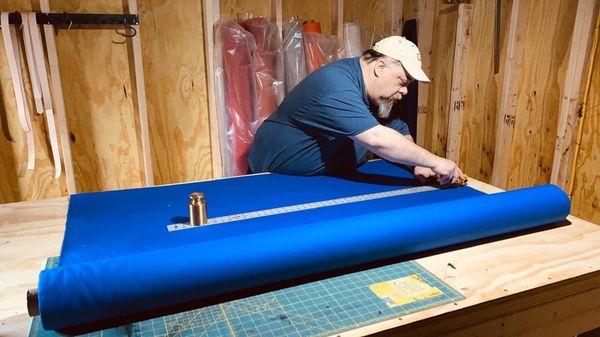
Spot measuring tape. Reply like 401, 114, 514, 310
167, 185, 437, 232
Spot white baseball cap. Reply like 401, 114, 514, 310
372, 36, 430, 83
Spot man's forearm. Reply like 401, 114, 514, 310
353, 125, 440, 168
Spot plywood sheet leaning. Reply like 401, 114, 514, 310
504, 0, 578, 189
422, 2, 458, 157
445, 3, 473, 163
53, 1, 144, 192
203, 0, 224, 179
550, 0, 598, 191
127, 0, 154, 187
0, 0, 67, 203
455, 0, 498, 183
571, 16, 600, 225
140, 0, 213, 185
416, 0, 434, 147
491, 0, 526, 189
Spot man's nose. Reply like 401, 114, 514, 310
399, 86, 408, 95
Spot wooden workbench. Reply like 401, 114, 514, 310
1, 179, 599, 337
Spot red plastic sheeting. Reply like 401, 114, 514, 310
242, 17, 281, 120
219, 21, 257, 176
302, 21, 327, 73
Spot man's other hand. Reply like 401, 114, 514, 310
414, 166, 436, 184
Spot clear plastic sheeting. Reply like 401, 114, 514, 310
242, 17, 285, 120
214, 18, 284, 176
215, 20, 257, 176
282, 19, 307, 94
302, 21, 341, 74
302, 21, 326, 73
214, 17, 342, 176
343, 22, 363, 58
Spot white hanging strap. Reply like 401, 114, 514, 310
28, 12, 62, 178
12, 15, 36, 170
21, 13, 44, 115
2, 12, 35, 170
39, 0, 76, 192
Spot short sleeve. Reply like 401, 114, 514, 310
289, 91, 379, 137
385, 118, 411, 136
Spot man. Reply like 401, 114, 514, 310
248, 36, 464, 185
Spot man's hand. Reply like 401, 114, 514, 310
414, 166, 436, 184
352, 125, 465, 185
431, 158, 464, 185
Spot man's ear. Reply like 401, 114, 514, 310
373, 59, 386, 78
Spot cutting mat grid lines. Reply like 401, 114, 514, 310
30, 258, 464, 337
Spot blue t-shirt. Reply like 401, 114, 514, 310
248, 57, 397, 175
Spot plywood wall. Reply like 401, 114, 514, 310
53, 1, 144, 192
571, 39, 600, 224
0, 0, 67, 202
220, 0, 272, 20
344, 0, 388, 40
456, 1, 498, 182
422, 2, 457, 157
283, 0, 334, 35
139, 0, 213, 186
0, 0, 213, 203
1, 0, 599, 226
496, 0, 577, 190
343, 0, 418, 47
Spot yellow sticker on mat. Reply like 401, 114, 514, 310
369, 274, 443, 308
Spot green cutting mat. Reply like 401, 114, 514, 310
29, 257, 463, 337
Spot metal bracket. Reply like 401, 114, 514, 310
4, 12, 139, 28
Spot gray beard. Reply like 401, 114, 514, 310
377, 96, 400, 119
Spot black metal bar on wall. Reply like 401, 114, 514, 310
4, 12, 139, 27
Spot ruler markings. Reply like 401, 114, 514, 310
167, 185, 437, 232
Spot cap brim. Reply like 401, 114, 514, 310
404, 65, 430, 83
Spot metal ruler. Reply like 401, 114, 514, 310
167, 185, 437, 232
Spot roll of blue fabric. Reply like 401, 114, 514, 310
38, 183, 570, 331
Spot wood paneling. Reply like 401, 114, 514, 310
220, 0, 272, 21
505, 0, 578, 189
550, 0, 598, 190
139, 0, 213, 185
283, 0, 334, 36
52, 1, 143, 192
0, 0, 599, 221
457, 1, 497, 182
344, 0, 387, 42
422, 2, 457, 157
0, 0, 67, 203
572, 38, 600, 224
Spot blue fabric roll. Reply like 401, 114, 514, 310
37, 161, 570, 331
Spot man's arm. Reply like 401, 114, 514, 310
351, 125, 464, 184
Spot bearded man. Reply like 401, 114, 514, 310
248, 36, 464, 185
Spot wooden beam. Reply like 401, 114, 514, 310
491, 0, 527, 189
128, 0, 154, 186
446, 3, 473, 162
271, 0, 283, 39
332, 0, 344, 45
39, 0, 76, 194
416, 0, 434, 147
203, 0, 224, 179
387, 0, 403, 35
550, 0, 598, 190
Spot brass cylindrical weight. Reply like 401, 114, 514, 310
189, 192, 207, 226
